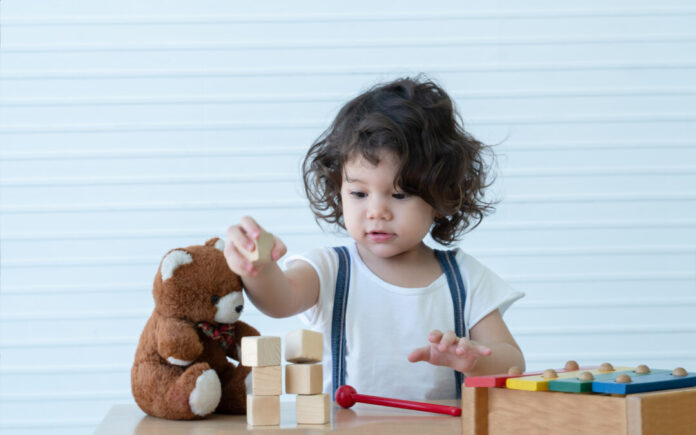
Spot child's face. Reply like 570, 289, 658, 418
340, 151, 436, 259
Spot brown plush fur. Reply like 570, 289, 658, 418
131, 238, 260, 420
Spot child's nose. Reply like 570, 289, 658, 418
367, 198, 392, 220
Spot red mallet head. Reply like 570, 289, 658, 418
335, 385, 357, 408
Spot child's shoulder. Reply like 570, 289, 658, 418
283, 245, 344, 279
448, 248, 499, 280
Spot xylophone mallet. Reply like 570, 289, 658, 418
335, 385, 462, 416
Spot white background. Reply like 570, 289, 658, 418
1, 1, 695, 433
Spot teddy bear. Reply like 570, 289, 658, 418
131, 237, 260, 420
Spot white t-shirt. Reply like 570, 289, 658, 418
284, 242, 524, 400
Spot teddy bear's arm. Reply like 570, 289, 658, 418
155, 318, 203, 366
228, 321, 261, 361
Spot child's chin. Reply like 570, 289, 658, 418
364, 244, 401, 258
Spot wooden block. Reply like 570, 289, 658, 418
296, 393, 330, 425
285, 329, 323, 363
241, 336, 281, 367
246, 394, 280, 426
251, 365, 282, 396
506, 366, 632, 392
285, 363, 323, 394
239, 231, 274, 263
593, 369, 696, 395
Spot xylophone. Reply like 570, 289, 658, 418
462, 361, 696, 435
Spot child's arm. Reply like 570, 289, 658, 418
224, 216, 319, 318
407, 309, 525, 376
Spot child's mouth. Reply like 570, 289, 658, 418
368, 232, 394, 242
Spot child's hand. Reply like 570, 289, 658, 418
407, 329, 492, 373
224, 216, 286, 278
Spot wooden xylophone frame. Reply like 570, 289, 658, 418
461, 384, 696, 435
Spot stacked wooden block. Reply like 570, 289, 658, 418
241, 336, 282, 426
285, 329, 330, 425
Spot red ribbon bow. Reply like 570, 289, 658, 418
197, 322, 236, 350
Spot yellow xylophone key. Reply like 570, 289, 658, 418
505, 366, 633, 392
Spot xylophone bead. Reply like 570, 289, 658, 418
578, 371, 594, 381
564, 360, 579, 371
507, 366, 524, 376
635, 364, 650, 374
672, 367, 688, 377
615, 374, 632, 383
599, 362, 615, 372
543, 369, 558, 379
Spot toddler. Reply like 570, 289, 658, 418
225, 76, 525, 400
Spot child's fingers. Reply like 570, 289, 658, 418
428, 329, 443, 344
456, 337, 478, 355
476, 344, 492, 356
271, 236, 287, 261
438, 330, 459, 351
239, 216, 262, 239
223, 237, 258, 277
227, 224, 255, 253
407, 345, 431, 363
455, 338, 492, 357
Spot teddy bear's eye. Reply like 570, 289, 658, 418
211, 295, 220, 305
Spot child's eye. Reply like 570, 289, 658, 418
392, 193, 408, 200
350, 191, 366, 198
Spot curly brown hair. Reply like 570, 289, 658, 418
302, 76, 495, 246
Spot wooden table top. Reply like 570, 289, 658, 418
95, 401, 461, 434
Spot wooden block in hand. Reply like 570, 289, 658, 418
296, 393, 330, 425
251, 365, 282, 395
285, 363, 323, 394
240, 231, 274, 263
241, 336, 281, 367
246, 394, 280, 426
285, 329, 323, 363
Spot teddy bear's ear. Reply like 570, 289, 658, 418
205, 237, 225, 252
160, 249, 194, 281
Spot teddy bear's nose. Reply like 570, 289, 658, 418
235, 305, 244, 313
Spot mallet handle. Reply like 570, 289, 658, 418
351, 392, 462, 416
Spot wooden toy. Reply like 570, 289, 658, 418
506, 365, 632, 391
463, 362, 696, 435
462, 385, 696, 435
285, 329, 323, 363
335, 385, 462, 416
285, 363, 323, 395
548, 369, 640, 393
465, 361, 595, 388
240, 336, 281, 367
250, 365, 282, 396
240, 231, 274, 263
246, 394, 280, 426
296, 393, 331, 425
592, 368, 696, 395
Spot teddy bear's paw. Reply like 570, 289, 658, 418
167, 356, 193, 366
189, 369, 222, 416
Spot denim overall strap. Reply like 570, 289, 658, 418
330, 246, 351, 398
435, 249, 467, 399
